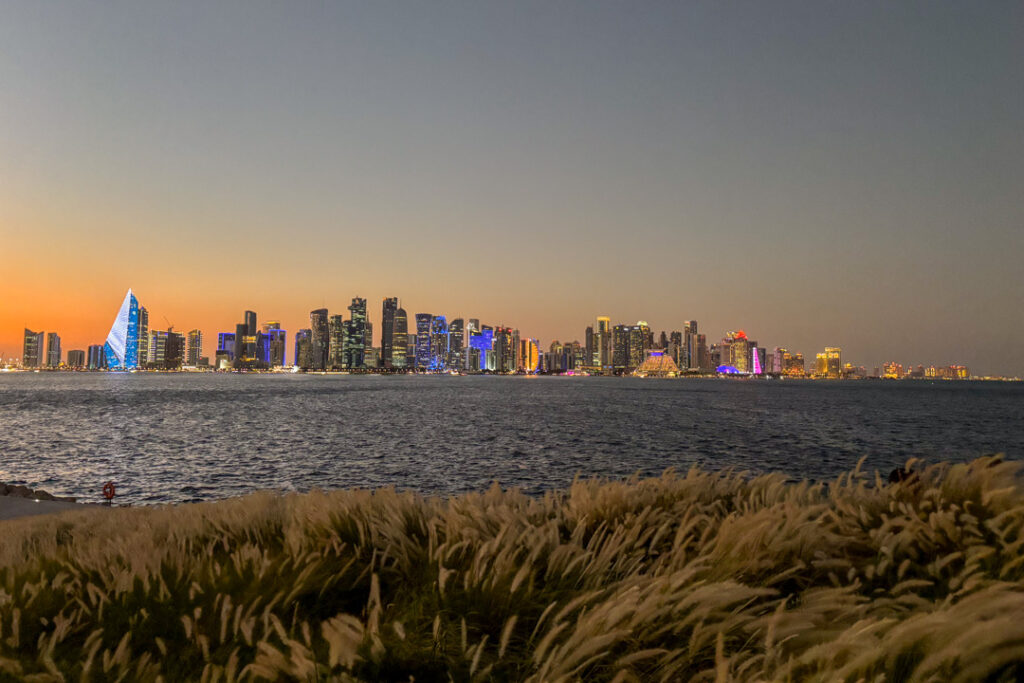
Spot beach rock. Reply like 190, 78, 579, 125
0, 483, 77, 503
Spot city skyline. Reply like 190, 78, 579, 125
2, 3, 1022, 374
2, 287, 995, 378
2, 284, 1014, 375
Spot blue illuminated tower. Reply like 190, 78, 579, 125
429, 315, 448, 370
104, 289, 141, 370
414, 314, 432, 370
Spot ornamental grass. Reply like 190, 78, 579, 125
2, 455, 1024, 681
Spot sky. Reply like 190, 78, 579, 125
1, 1, 1022, 374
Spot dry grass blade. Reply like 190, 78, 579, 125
0, 455, 1021, 680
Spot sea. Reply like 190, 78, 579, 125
1, 373, 1022, 505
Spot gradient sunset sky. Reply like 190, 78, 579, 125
2, 2, 1022, 374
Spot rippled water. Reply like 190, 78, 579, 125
1, 373, 1022, 504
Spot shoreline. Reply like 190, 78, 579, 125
0, 496, 99, 521
0, 482, 100, 522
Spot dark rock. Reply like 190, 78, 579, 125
0, 482, 77, 502
6, 485, 32, 498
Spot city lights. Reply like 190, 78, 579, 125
3, 288, 995, 380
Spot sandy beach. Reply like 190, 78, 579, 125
0, 495, 94, 521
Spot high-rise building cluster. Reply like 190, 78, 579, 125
214, 310, 285, 370
287, 298, 540, 374
5, 288, 975, 379
16, 290, 198, 371
567, 320, 821, 378
882, 362, 969, 380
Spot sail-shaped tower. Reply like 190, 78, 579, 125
104, 289, 141, 370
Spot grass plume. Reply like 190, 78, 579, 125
2, 455, 1024, 681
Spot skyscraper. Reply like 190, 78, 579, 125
344, 298, 367, 369
585, 326, 595, 367
244, 311, 257, 336
233, 323, 248, 368
236, 310, 258, 367
149, 330, 167, 367
391, 308, 408, 369
262, 322, 287, 367
217, 332, 236, 362
104, 289, 141, 370
226, 311, 258, 368
725, 331, 750, 373
512, 329, 521, 371
415, 314, 432, 370
883, 362, 903, 379
148, 330, 184, 369
328, 314, 345, 369
628, 323, 651, 370
448, 318, 464, 369
87, 345, 106, 370
495, 326, 515, 373
295, 329, 312, 369
165, 331, 185, 369
785, 352, 805, 377
137, 306, 149, 367
22, 329, 43, 368
66, 349, 86, 368
683, 320, 698, 370
406, 334, 417, 369
270, 331, 286, 367
364, 321, 375, 367
816, 347, 842, 379
697, 334, 709, 371
827, 348, 842, 378
46, 332, 61, 368
640, 322, 653, 353
186, 330, 203, 366
750, 344, 766, 375
468, 328, 494, 372
546, 340, 565, 373
520, 338, 540, 373
429, 315, 448, 370
309, 309, 329, 370
596, 316, 612, 371
571, 340, 584, 371
669, 331, 683, 368
381, 297, 398, 369
612, 324, 629, 372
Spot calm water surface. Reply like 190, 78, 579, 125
1, 373, 1022, 504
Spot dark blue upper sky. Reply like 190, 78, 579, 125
2, 1, 1022, 373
